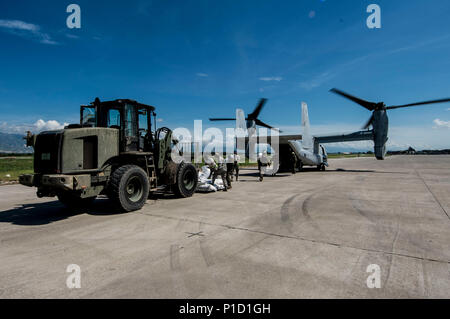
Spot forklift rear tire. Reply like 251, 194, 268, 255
173, 162, 198, 198
109, 165, 150, 212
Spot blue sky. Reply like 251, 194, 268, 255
0, 0, 449, 150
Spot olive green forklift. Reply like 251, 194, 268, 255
19, 98, 198, 212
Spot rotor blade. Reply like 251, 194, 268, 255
248, 98, 268, 119
387, 98, 450, 110
209, 118, 236, 121
362, 114, 374, 130
330, 88, 377, 111
255, 119, 281, 132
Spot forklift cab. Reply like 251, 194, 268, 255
80, 98, 156, 153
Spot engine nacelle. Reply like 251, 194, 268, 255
372, 110, 389, 160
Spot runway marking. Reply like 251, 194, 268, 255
348, 177, 401, 290
280, 194, 298, 222
186, 231, 204, 238
415, 170, 450, 220
279, 182, 341, 235
136, 212, 450, 265
170, 244, 182, 270
383, 223, 399, 288
169, 244, 190, 298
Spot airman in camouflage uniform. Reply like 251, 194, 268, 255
291, 151, 297, 174
257, 151, 271, 182
207, 152, 229, 191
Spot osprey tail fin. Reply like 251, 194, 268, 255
301, 102, 313, 150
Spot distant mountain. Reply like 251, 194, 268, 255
325, 146, 372, 153
0, 132, 33, 153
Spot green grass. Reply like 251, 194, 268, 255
0, 153, 380, 182
0, 157, 33, 182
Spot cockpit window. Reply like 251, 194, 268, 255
124, 104, 137, 137
107, 109, 121, 128
81, 107, 96, 127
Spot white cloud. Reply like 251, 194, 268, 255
388, 34, 450, 55
299, 55, 371, 91
34, 119, 68, 131
299, 72, 335, 90
0, 119, 69, 134
259, 76, 282, 82
433, 118, 450, 128
65, 34, 79, 39
196, 73, 208, 77
0, 20, 38, 32
157, 118, 164, 122
0, 19, 57, 45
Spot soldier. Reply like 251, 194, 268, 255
233, 150, 240, 181
291, 151, 298, 174
226, 153, 235, 185
204, 154, 215, 179
226, 150, 241, 182
257, 151, 271, 182
208, 152, 229, 191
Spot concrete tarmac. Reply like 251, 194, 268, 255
0, 155, 449, 298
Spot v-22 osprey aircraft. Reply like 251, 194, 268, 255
288, 102, 328, 171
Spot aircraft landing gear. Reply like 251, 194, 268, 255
317, 163, 326, 171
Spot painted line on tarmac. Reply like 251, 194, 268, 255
135, 211, 450, 266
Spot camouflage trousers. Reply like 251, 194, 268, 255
258, 161, 269, 181
212, 168, 229, 189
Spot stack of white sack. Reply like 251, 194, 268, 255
262, 160, 280, 176
198, 166, 211, 183
196, 166, 226, 193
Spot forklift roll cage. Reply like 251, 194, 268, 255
80, 98, 157, 153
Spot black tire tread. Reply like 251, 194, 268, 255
109, 165, 149, 212
173, 162, 198, 198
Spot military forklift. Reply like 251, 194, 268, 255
19, 98, 198, 212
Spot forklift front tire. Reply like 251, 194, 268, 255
173, 163, 198, 198
109, 165, 150, 212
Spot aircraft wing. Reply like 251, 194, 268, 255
240, 134, 302, 144
314, 131, 373, 144
279, 134, 303, 143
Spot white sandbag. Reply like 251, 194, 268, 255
262, 160, 280, 175
197, 183, 218, 193
196, 165, 226, 192
201, 165, 210, 175
214, 181, 225, 190
198, 166, 211, 183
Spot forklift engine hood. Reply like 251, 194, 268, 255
33, 127, 120, 174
